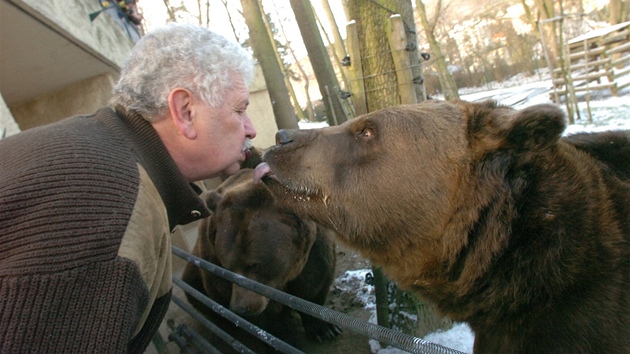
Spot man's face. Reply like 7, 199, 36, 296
194, 73, 256, 180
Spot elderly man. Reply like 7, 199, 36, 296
0, 23, 256, 353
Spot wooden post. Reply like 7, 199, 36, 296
324, 85, 338, 126
583, 39, 593, 122
387, 14, 417, 105
315, 0, 351, 92
346, 20, 368, 116
373, 267, 390, 331
559, 17, 579, 124
538, 21, 561, 104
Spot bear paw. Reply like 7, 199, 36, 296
305, 321, 343, 342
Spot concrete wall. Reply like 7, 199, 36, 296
18, 0, 134, 68
249, 64, 279, 150
11, 74, 116, 130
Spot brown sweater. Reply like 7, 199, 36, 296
0, 108, 210, 353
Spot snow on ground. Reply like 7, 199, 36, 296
303, 72, 629, 354
334, 269, 475, 354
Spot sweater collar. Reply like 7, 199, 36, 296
97, 107, 210, 230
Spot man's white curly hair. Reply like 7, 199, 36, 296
110, 23, 254, 121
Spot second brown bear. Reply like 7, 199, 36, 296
182, 168, 341, 351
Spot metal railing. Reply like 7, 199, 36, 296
168, 246, 465, 354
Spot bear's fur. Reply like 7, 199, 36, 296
256, 100, 630, 353
182, 168, 341, 350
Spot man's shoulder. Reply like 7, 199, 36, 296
0, 108, 118, 150
0, 107, 140, 198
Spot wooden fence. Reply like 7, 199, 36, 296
552, 21, 630, 101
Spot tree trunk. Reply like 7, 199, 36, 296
162, 0, 176, 22
319, 0, 352, 92
289, 0, 348, 125
320, 0, 348, 62
259, 0, 305, 122
532, 0, 560, 68
220, 0, 241, 43
240, 0, 298, 129
609, 0, 624, 25
271, 2, 316, 122
313, 4, 352, 93
415, 0, 459, 100
397, 0, 426, 101
205, 0, 209, 28
196, 0, 202, 25
346, 0, 425, 112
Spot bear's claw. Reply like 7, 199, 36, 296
306, 323, 343, 342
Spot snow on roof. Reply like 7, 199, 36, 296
568, 21, 630, 44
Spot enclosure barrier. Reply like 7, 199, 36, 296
170, 246, 465, 354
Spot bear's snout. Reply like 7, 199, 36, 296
230, 285, 269, 316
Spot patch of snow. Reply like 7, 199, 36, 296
298, 120, 329, 129
421, 323, 475, 354
335, 269, 475, 353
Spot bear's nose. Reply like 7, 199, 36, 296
276, 129, 295, 145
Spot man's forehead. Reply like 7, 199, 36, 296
228, 90, 249, 106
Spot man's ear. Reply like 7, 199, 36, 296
168, 88, 197, 139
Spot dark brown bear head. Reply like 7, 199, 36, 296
204, 168, 317, 316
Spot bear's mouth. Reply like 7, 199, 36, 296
254, 162, 324, 202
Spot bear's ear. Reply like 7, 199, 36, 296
242, 184, 275, 209
204, 190, 223, 213
504, 104, 566, 151
467, 102, 566, 154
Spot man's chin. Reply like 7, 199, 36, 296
219, 163, 242, 180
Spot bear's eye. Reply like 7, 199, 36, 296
361, 127, 373, 139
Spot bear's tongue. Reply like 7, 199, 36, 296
253, 162, 271, 184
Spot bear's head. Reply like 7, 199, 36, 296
204, 168, 317, 316
256, 100, 565, 272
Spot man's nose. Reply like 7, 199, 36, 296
244, 114, 256, 139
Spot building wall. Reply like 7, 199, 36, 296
11, 74, 116, 130
249, 63, 279, 150
18, 0, 134, 68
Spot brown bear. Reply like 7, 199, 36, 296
254, 100, 630, 353
182, 168, 341, 351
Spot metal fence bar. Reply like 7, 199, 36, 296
170, 294, 255, 354
172, 246, 464, 354
173, 277, 305, 354
168, 322, 222, 354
